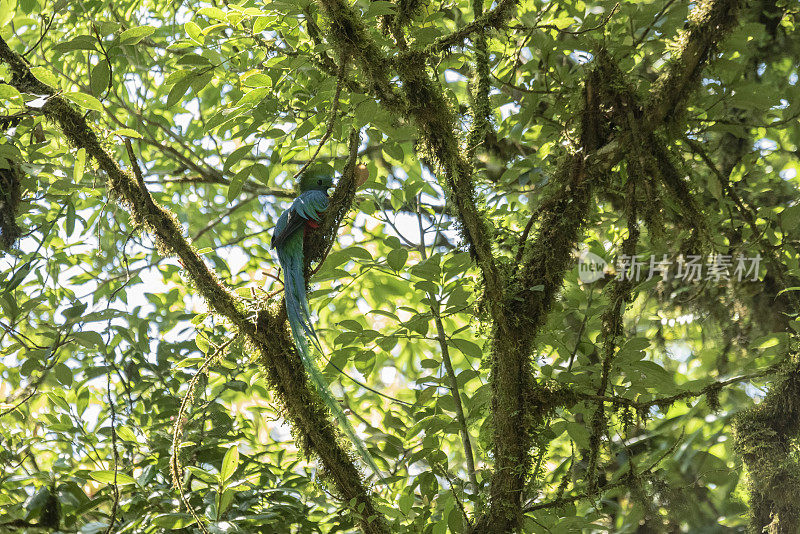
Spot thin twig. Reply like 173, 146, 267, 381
170, 337, 236, 534
124, 139, 156, 210
509, 3, 619, 36
22, 12, 55, 58
193, 194, 257, 242
415, 194, 479, 490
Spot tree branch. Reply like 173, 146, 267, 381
0, 36, 389, 534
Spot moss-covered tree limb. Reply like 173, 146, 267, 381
425, 0, 517, 54
670, 5, 800, 524
0, 37, 389, 534
734, 357, 800, 534
489, 0, 743, 526
476, 119, 593, 534
314, 0, 405, 112
314, 0, 509, 331
304, 128, 360, 270
645, 0, 741, 125
310, 0, 746, 530
585, 174, 639, 494
465, 0, 492, 160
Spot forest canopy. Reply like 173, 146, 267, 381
1, 0, 800, 533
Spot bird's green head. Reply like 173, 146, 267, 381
298, 164, 334, 193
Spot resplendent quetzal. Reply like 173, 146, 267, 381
271, 165, 382, 479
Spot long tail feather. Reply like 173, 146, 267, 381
277, 234, 382, 480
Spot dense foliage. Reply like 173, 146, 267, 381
1, 0, 799, 532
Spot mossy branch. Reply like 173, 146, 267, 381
425, 0, 517, 54
314, 0, 507, 326
492, 0, 744, 524
304, 127, 360, 271
465, 0, 493, 160
586, 174, 639, 493
734, 356, 800, 534
646, 0, 741, 125
0, 36, 389, 534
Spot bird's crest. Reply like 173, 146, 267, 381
299, 164, 334, 193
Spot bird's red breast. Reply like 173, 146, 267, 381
303, 219, 320, 238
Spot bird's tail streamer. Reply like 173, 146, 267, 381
278, 246, 383, 481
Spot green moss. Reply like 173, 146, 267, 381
647, 0, 741, 125
0, 161, 21, 249
734, 357, 800, 533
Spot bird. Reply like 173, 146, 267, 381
271, 164, 382, 480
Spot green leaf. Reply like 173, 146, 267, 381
113, 128, 143, 139
369, 309, 399, 321
448, 507, 465, 534
616, 337, 649, 362
63, 301, 88, 319
411, 256, 441, 281
377, 335, 398, 351
177, 53, 212, 67
30, 66, 58, 87
566, 422, 590, 448
629, 361, 675, 391
0, 84, 23, 106
120, 25, 156, 45
152, 514, 196, 529
190, 70, 213, 93
73, 148, 86, 184
346, 246, 374, 261
54, 363, 72, 386
65, 202, 76, 236
195, 335, 209, 354
449, 338, 482, 359
46, 391, 70, 411
223, 144, 254, 173
166, 77, 192, 108
62, 92, 103, 112
74, 331, 105, 348
197, 7, 227, 21
227, 166, 250, 202
399, 492, 414, 514
387, 248, 408, 271
405, 314, 429, 336
116, 425, 137, 442
383, 142, 404, 162
220, 445, 239, 484
242, 73, 272, 88
339, 319, 363, 331
24, 487, 52, 513
236, 86, 270, 108
186, 466, 217, 484
90, 61, 110, 96
366, 1, 396, 17
53, 35, 97, 52
253, 16, 270, 33
354, 349, 376, 376
90, 471, 137, 485
293, 117, 316, 139
217, 488, 234, 518
184, 21, 204, 44
782, 205, 800, 230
